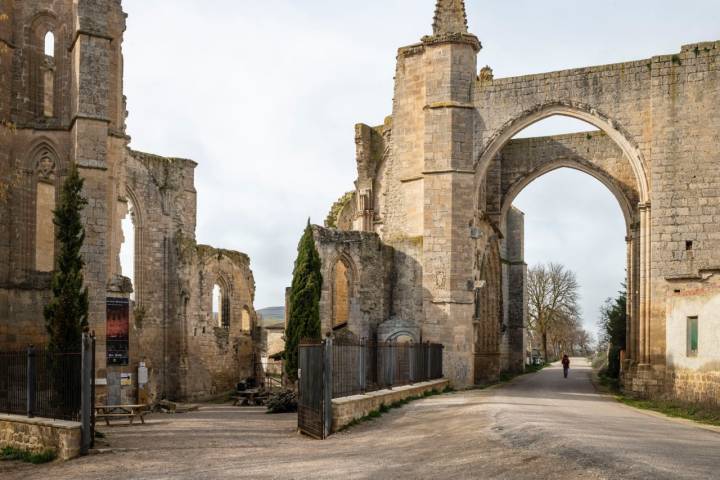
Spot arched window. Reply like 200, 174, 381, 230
119, 199, 136, 299
212, 283, 230, 329
42, 32, 55, 117
44, 32, 54, 57
34, 147, 57, 272
241, 306, 251, 332
332, 259, 352, 328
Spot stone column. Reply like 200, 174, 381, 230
70, 2, 113, 371
420, 34, 480, 387
637, 202, 651, 365
506, 208, 527, 373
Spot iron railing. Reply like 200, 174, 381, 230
331, 340, 444, 399
0, 346, 82, 421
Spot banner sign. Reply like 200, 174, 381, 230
107, 297, 130, 366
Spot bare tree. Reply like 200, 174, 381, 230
527, 262, 582, 362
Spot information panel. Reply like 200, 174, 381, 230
107, 297, 130, 366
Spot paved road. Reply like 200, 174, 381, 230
3, 358, 718, 479
484, 358, 720, 479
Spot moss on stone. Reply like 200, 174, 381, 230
325, 191, 355, 228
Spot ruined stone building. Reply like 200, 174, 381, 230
322, 0, 720, 406
0, 0, 257, 403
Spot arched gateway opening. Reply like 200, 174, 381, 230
473, 109, 649, 383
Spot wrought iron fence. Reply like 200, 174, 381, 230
0, 346, 82, 421
331, 340, 444, 399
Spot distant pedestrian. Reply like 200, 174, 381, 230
562, 354, 570, 378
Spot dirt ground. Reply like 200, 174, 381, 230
2, 359, 718, 479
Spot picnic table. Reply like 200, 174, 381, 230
231, 388, 268, 406
95, 404, 149, 426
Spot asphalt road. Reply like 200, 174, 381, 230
482, 358, 720, 479
3, 358, 718, 479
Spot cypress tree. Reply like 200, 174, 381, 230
599, 285, 627, 379
44, 164, 89, 353
284, 221, 322, 381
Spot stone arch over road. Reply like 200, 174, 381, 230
325, 0, 720, 403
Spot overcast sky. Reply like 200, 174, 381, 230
120, 0, 720, 337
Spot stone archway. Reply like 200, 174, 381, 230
474, 102, 650, 205
474, 105, 652, 371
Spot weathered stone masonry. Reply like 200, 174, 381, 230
324, 0, 720, 407
0, 0, 257, 403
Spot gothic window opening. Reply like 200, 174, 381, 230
332, 259, 352, 329
44, 32, 54, 57
241, 306, 251, 332
119, 199, 136, 299
213, 283, 230, 329
42, 32, 55, 117
34, 149, 57, 272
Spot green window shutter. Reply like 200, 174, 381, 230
687, 317, 699, 356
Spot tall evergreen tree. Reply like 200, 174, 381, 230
44, 165, 89, 353
598, 286, 627, 378
284, 222, 322, 381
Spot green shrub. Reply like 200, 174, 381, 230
1, 447, 56, 464
265, 390, 297, 414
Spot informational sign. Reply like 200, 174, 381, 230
138, 362, 149, 385
121, 373, 132, 386
107, 297, 130, 366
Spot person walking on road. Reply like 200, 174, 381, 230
562, 354, 570, 378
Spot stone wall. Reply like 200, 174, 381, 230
0, 414, 81, 461
312, 226, 393, 340
176, 242, 256, 400
331, 379, 449, 433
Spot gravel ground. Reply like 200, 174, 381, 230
2, 358, 718, 479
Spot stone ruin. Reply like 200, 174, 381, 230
0, 0, 258, 403
321, 0, 720, 407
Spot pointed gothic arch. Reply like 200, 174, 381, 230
331, 254, 357, 329
26, 141, 62, 272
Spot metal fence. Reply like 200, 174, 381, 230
0, 346, 83, 422
298, 338, 444, 438
331, 340, 444, 399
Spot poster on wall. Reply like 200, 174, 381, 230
107, 297, 130, 366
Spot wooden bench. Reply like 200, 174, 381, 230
95, 404, 149, 426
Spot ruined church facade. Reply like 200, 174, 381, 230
323, 0, 720, 406
0, 0, 257, 403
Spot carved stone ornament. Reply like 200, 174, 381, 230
435, 270, 446, 288
36, 153, 56, 180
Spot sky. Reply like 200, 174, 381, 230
119, 0, 720, 337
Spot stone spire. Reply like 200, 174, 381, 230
432, 0, 469, 35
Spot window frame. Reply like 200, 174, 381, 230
331, 258, 352, 330
687, 316, 699, 357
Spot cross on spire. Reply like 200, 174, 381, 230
433, 0, 469, 35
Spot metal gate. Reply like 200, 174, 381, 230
297, 340, 329, 439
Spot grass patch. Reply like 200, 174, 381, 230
616, 397, 720, 427
525, 363, 548, 374
472, 363, 549, 390
1, 446, 56, 464
594, 372, 720, 428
